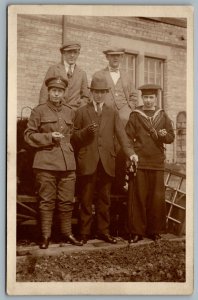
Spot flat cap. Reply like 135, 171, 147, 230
60, 40, 81, 52
45, 76, 68, 90
138, 84, 162, 95
103, 48, 125, 55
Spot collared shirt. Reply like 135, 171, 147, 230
108, 66, 120, 85
92, 100, 104, 113
64, 62, 75, 75
47, 99, 63, 112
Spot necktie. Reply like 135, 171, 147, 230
109, 68, 119, 73
96, 103, 102, 117
67, 65, 73, 78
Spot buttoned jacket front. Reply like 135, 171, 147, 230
24, 101, 76, 171
73, 102, 134, 177
93, 68, 138, 110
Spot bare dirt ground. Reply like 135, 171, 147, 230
16, 236, 185, 282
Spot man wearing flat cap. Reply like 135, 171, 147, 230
93, 48, 138, 125
125, 84, 175, 244
25, 76, 83, 249
72, 75, 138, 245
39, 41, 89, 109
92, 48, 138, 194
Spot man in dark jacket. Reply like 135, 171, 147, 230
93, 47, 138, 193
73, 74, 138, 244
39, 41, 89, 110
24, 76, 83, 249
125, 84, 175, 243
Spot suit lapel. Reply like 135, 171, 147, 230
120, 70, 129, 101
58, 64, 67, 78
104, 67, 115, 90
72, 65, 81, 79
86, 102, 97, 123
100, 104, 110, 132
58, 64, 81, 81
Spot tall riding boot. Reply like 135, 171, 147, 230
59, 211, 83, 246
40, 210, 53, 249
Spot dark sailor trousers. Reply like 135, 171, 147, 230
129, 169, 166, 236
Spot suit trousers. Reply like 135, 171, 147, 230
79, 160, 113, 236
128, 169, 166, 236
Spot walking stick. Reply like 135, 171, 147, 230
126, 160, 137, 245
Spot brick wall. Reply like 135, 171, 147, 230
17, 14, 63, 116
64, 16, 186, 48
62, 16, 187, 163
164, 47, 186, 163
17, 15, 187, 163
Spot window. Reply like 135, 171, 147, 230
176, 111, 186, 164
120, 53, 136, 86
144, 57, 164, 107
144, 57, 164, 86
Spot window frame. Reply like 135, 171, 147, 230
144, 55, 166, 108
120, 51, 138, 87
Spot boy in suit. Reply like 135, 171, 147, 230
73, 75, 138, 244
39, 41, 89, 109
93, 48, 138, 193
93, 47, 138, 125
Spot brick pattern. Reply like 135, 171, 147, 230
17, 15, 63, 116
65, 16, 186, 48
17, 15, 187, 163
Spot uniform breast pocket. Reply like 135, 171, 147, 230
64, 118, 74, 133
40, 116, 57, 132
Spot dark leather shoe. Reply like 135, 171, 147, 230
65, 234, 83, 246
98, 234, 117, 244
128, 234, 133, 244
148, 234, 161, 241
132, 235, 143, 243
79, 234, 89, 244
40, 237, 50, 249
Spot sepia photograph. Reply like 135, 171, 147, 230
7, 4, 193, 295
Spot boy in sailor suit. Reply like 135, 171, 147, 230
125, 84, 175, 243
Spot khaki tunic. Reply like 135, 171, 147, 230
24, 101, 76, 171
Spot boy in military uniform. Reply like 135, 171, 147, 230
24, 76, 83, 248
125, 84, 175, 243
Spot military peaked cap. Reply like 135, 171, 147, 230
45, 76, 68, 90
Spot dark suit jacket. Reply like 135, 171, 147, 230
73, 102, 134, 177
93, 67, 138, 110
39, 63, 90, 109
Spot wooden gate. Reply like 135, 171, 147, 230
164, 168, 186, 236
17, 168, 186, 236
